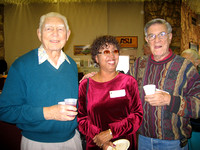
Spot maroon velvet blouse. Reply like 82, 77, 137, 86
77, 73, 143, 150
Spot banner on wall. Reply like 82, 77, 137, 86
116, 36, 138, 48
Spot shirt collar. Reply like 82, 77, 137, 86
38, 45, 70, 65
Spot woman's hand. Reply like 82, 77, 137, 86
93, 129, 113, 148
79, 72, 97, 83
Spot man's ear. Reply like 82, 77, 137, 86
145, 37, 148, 44
66, 30, 71, 41
37, 29, 42, 42
168, 33, 173, 43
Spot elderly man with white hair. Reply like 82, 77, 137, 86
0, 12, 82, 150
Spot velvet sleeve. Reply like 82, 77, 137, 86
108, 77, 143, 139
77, 79, 101, 139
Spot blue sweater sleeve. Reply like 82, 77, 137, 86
0, 61, 45, 124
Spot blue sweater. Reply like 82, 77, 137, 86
0, 48, 78, 142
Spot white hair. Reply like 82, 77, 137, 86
38, 12, 69, 32
181, 49, 200, 68
144, 18, 172, 37
181, 49, 200, 61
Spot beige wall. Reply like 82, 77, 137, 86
4, 2, 144, 68
108, 2, 144, 57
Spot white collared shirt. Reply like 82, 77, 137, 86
38, 45, 70, 69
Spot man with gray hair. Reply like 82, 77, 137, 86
130, 18, 200, 150
0, 12, 82, 150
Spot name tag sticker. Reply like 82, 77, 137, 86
110, 89, 126, 98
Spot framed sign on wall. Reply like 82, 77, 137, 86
74, 45, 91, 55
116, 36, 138, 48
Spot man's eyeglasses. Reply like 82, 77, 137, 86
147, 32, 169, 41
44, 25, 66, 33
98, 49, 119, 55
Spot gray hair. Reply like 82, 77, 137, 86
181, 49, 200, 61
144, 18, 172, 37
38, 12, 69, 33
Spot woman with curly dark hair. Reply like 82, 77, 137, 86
77, 35, 143, 150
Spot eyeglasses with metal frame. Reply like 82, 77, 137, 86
147, 31, 169, 41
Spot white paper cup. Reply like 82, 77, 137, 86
58, 101, 66, 105
143, 84, 156, 95
64, 98, 77, 106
